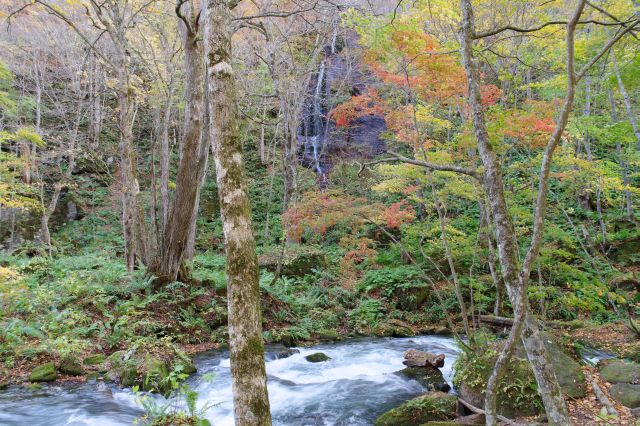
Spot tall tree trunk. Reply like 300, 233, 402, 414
459, 0, 577, 424
41, 106, 82, 255
609, 88, 634, 218
159, 97, 171, 233
154, 0, 208, 283
204, 1, 272, 424
612, 52, 640, 149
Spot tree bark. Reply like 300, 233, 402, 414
612, 52, 640, 150
609, 88, 634, 218
153, 0, 210, 283
204, 0, 272, 424
458, 0, 578, 423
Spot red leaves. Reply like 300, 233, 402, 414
329, 89, 384, 128
381, 200, 415, 229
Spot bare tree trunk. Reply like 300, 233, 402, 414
41, 106, 82, 255
154, 0, 209, 283
204, 1, 272, 423
609, 88, 634, 218
612, 52, 640, 150
160, 97, 171, 233
434, 191, 471, 336
459, 0, 578, 423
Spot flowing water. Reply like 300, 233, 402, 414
0, 335, 459, 426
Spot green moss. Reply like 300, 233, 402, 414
83, 354, 106, 365
374, 392, 457, 426
29, 362, 56, 382
305, 352, 331, 363
59, 356, 84, 376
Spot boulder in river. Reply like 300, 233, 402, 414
29, 363, 57, 382
275, 348, 300, 360
403, 349, 445, 368
397, 367, 450, 392
305, 352, 331, 363
598, 359, 640, 383
374, 391, 457, 426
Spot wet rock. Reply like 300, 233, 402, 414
631, 407, 640, 418
598, 359, 640, 383
29, 363, 57, 382
374, 391, 457, 426
59, 356, 84, 376
305, 352, 331, 363
609, 383, 640, 408
83, 354, 106, 366
275, 348, 300, 359
397, 366, 450, 392
403, 349, 445, 368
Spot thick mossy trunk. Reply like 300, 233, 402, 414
204, 0, 272, 424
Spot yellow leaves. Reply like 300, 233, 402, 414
15, 127, 45, 148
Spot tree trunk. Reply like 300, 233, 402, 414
609, 88, 634, 218
612, 52, 640, 150
154, 0, 209, 283
458, 0, 574, 423
204, 1, 272, 424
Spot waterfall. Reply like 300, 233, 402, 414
310, 60, 326, 176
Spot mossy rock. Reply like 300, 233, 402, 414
374, 392, 457, 426
59, 356, 84, 376
305, 352, 331, 363
609, 383, 640, 408
258, 246, 326, 277
397, 367, 450, 392
29, 362, 57, 382
599, 359, 640, 384
83, 354, 107, 365
538, 333, 586, 398
104, 341, 196, 395
394, 286, 429, 311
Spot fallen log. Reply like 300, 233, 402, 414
458, 398, 521, 426
478, 315, 514, 326
585, 370, 618, 416
403, 349, 445, 368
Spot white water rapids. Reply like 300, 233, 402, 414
0, 336, 460, 426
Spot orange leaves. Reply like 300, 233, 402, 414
480, 84, 502, 106
500, 100, 556, 148
282, 190, 415, 243
364, 29, 466, 105
329, 89, 384, 128
381, 200, 415, 229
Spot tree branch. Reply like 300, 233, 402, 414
474, 18, 636, 39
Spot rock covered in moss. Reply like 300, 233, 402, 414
258, 246, 326, 277
83, 354, 106, 365
397, 366, 450, 392
104, 340, 196, 396
305, 352, 331, 363
29, 362, 57, 382
598, 359, 640, 384
59, 356, 84, 376
609, 383, 640, 408
374, 392, 457, 426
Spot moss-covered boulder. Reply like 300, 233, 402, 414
305, 352, 331, 363
59, 356, 84, 376
104, 340, 196, 396
29, 363, 57, 382
454, 346, 543, 418
374, 392, 457, 426
599, 359, 640, 384
83, 354, 106, 365
258, 246, 326, 277
397, 367, 450, 392
609, 383, 640, 408
539, 334, 586, 398
374, 319, 415, 338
